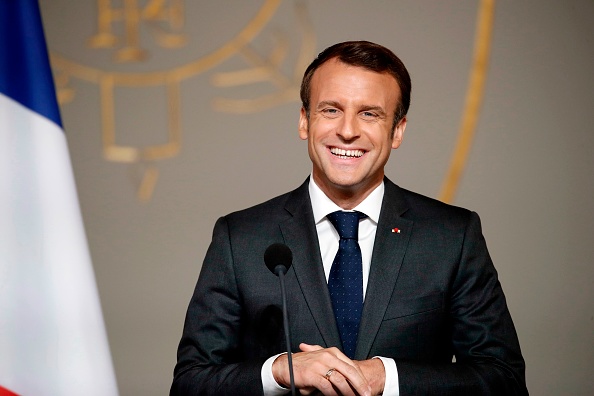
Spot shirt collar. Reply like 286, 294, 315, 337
309, 176, 384, 224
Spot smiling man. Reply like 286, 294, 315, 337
171, 41, 528, 396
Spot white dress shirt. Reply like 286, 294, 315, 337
261, 178, 399, 395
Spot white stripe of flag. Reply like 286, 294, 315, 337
0, 1, 118, 395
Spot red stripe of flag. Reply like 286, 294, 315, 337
0, 386, 19, 396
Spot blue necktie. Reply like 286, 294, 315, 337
326, 210, 366, 359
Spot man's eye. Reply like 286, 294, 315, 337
322, 108, 340, 117
361, 111, 377, 118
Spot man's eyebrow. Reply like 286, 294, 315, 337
316, 100, 341, 110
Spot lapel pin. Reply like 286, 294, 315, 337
391, 228, 401, 233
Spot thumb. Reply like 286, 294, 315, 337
299, 343, 324, 352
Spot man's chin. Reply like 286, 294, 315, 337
328, 174, 384, 195
327, 178, 372, 196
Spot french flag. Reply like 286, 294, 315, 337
0, 1, 118, 394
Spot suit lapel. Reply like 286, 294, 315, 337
356, 178, 413, 359
279, 180, 342, 349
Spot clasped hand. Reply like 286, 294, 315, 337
272, 343, 384, 396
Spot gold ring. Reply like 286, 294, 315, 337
324, 368, 335, 380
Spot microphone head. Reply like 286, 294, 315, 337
264, 243, 293, 276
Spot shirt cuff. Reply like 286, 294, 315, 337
373, 356, 399, 396
261, 353, 290, 396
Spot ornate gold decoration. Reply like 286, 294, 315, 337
87, 0, 187, 62
51, 0, 319, 201
439, 0, 496, 203
211, 1, 316, 113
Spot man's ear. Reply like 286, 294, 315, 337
299, 107, 309, 140
391, 116, 407, 149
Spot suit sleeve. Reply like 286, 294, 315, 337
170, 216, 266, 396
396, 212, 528, 395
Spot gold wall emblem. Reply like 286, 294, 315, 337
51, 0, 316, 201
87, 0, 187, 62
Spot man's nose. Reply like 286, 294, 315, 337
337, 114, 360, 141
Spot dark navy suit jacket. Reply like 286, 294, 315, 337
171, 178, 527, 395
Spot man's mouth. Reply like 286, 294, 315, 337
330, 147, 364, 158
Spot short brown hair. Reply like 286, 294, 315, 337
300, 41, 411, 128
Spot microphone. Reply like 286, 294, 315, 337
264, 243, 296, 396
264, 243, 293, 275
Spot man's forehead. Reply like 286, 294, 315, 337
310, 60, 400, 103
313, 58, 395, 81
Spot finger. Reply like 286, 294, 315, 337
305, 348, 370, 396
313, 369, 342, 396
299, 343, 324, 352
323, 348, 369, 385
306, 343, 367, 386
323, 369, 357, 396
329, 359, 371, 396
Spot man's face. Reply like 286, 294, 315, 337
299, 59, 406, 204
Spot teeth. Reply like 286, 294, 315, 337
330, 148, 364, 158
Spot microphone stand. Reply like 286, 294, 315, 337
276, 266, 296, 396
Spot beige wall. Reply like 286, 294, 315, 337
40, 1, 594, 394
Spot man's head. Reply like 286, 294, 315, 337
298, 41, 410, 208
300, 41, 411, 130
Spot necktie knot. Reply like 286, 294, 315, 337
326, 211, 366, 240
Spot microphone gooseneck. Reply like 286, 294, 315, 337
264, 243, 296, 396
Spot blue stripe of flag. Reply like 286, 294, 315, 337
0, 0, 62, 127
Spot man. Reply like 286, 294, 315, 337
171, 41, 527, 395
